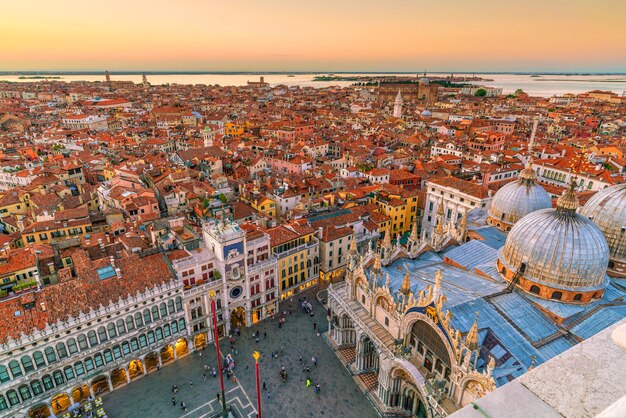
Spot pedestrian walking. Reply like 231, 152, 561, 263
312, 356, 317, 367
299, 356, 303, 363
313, 322, 317, 330
203, 373, 207, 381
264, 332, 267, 339
316, 384, 321, 394
172, 396, 176, 406
263, 381, 267, 391
217, 393, 221, 401
189, 380, 193, 388
306, 378, 311, 387
266, 391, 271, 400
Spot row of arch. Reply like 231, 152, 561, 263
0, 338, 190, 416
0, 298, 184, 386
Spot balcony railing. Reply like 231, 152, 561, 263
273, 240, 318, 259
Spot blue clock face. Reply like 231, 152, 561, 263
230, 286, 243, 299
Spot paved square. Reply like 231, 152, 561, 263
103, 289, 379, 418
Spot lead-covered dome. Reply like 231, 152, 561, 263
579, 183, 626, 277
497, 182, 610, 303
488, 163, 551, 231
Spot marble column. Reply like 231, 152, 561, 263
107, 376, 114, 392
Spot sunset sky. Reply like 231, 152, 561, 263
3, 0, 625, 72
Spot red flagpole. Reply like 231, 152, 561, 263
210, 291, 227, 416
253, 351, 262, 418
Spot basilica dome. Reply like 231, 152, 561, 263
579, 183, 626, 277
497, 182, 610, 303
487, 164, 551, 231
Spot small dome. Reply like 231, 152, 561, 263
579, 183, 626, 267
499, 184, 610, 296
419, 77, 430, 85
488, 164, 551, 229
421, 109, 432, 117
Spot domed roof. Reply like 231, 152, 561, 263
488, 164, 552, 227
419, 77, 430, 85
421, 109, 432, 117
499, 183, 610, 291
579, 183, 626, 263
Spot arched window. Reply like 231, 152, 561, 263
52, 370, 64, 385
126, 316, 135, 331
42, 375, 54, 391
167, 300, 175, 314
574, 293, 582, 301
139, 334, 148, 348
8, 360, 22, 378
6, 390, 20, 406
143, 309, 152, 325
103, 349, 113, 363
0, 365, 10, 383
530, 285, 540, 295
163, 324, 171, 337
30, 380, 43, 396
32, 351, 46, 369
20, 356, 34, 373
151, 305, 160, 320
63, 366, 75, 380
0, 394, 7, 411
88, 330, 98, 346
66, 338, 78, 355
44, 347, 57, 364
155, 328, 164, 341
18, 385, 32, 401
551, 291, 562, 300
171, 320, 179, 334
117, 319, 126, 335
77, 334, 89, 351
94, 353, 104, 368
160, 302, 168, 318
56, 342, 68, 359
74, 362, 85, 377
175, 297, 183, 311
98, 326, 108, 343
134, 312, 144, 328
107, 322, 117, 338
130, 338, 139, 351
84, 358, 95, 372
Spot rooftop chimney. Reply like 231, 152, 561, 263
98, 238, 104, 250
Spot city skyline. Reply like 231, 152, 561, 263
3, 0, 626, 72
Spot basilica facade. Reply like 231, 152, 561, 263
326, 167, 626, 417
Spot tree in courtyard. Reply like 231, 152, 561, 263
474, 88, 487, 97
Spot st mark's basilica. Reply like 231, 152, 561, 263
326, 163, 626, 417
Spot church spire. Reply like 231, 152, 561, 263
400, 271, 412, 296
393, 90, 403, 119
465, 312, 480, 351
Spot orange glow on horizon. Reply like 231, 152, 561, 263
2, 0, 625, 72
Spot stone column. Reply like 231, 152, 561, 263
158, 354, 163, 368
173, 347, 178, 360
125, 368, 131, 384
89, 384, 95, 397
141, 361, 147, 375
68, 389, 76, 407
107, 376, 114, 392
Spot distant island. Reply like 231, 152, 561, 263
18, 76, 62, 79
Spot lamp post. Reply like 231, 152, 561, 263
210, 290, 228, 417
253, 351, 262, 418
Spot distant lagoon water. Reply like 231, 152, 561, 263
2, 73, 626, 98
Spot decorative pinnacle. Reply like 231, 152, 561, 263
252, 351, 260, 362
